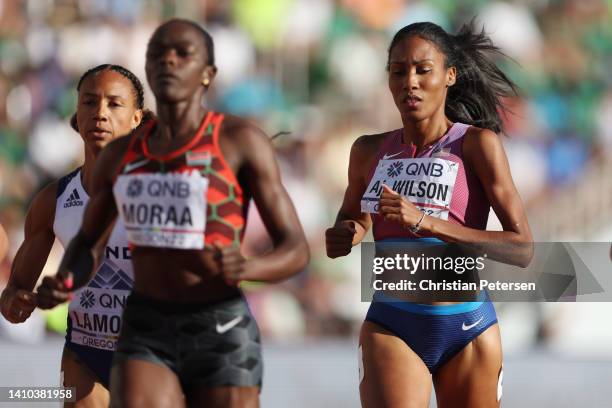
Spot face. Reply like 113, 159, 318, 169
145, 21, 215, 103
76, 70, 143, 153
388, 35, 456, 122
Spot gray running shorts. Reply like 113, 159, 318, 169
113, 291, 263, 391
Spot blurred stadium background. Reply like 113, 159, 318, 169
0, 0, 611, 406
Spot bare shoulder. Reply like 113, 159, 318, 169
25, 179, 59, 230
349, 130, 395, 172
36, 179, 60, 204
464, 126, 503, 152
352, 131, 388, 156
31, 180, 59, 211
220, 113, 269, 147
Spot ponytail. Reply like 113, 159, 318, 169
447, 21, 518, 133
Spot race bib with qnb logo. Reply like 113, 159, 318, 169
361, 157, 459, 220
69, 258, 133, 351
113, 171, 209, 249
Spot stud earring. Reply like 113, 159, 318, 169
202, 77, 210, 87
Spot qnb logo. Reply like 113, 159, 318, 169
80, 290, 96, 309
126, 179, 144, 198
386, 161, 404, 178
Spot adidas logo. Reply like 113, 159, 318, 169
64, 188, 84, 208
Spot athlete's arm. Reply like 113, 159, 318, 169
380, 128, 533, 266
219, 121, 309, 283
1, 183, 56, 321
66, 137, 127, 287
326, 136, 374, 258
40, 138, 127, 297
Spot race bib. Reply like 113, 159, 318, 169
114, 171, 208, 249
69, 259, 132, 351
361, 157, 459, 220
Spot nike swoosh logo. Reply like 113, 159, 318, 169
215, 315, 243, 334
123, 159, 150, 174
462, 316, 484, 331
382, 151, 403, 160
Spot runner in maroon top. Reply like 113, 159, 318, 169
326, 21, 533, 408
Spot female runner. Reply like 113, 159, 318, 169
326, 22, 533, 408
41, 19, 309, 408
1, 64, 146, 406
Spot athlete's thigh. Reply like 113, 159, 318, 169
61, 347, 109, 408
110, 359, 185, 408
359, 321, 432, 408
433, 323, 503, 408
187, 386, 259, 408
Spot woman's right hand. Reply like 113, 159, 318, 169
0, 286, 38, 323
36, 275, 73, 310
325, 221, 357, 258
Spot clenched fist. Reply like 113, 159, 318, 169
378, 184, 423, 229
325, 221, 357, 258
213, 243, 247, 286
1, 287, 38, 323
36, 275, 73, 310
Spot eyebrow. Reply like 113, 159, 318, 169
149, 40, 195, 48
389, 59, 435, 65
82, 93, 127, 100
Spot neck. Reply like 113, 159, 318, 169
155, 95, 207, 141
401, 108, 452, 151
81, 149, 98, 194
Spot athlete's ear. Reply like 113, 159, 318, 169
132, 109, 143, 129
202, 65, 217, 88
446, 66, 456, 88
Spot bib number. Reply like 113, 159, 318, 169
68, 258, 131, 351
361, 157, 459, 220
114, 171, 209, 249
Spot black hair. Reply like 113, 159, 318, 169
70, 64, 146, 132
156, 19, 216, 67
387, 20, 519, 134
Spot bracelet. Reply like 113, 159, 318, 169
408, 211, 426, 234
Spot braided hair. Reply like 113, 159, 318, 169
70, 64, 152, 132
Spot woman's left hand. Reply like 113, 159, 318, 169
378, 184, 422, 229
213, 243, 247, 286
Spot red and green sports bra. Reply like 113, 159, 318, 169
113, 111, 246, 249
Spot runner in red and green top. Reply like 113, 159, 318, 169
39, 19, 309, 408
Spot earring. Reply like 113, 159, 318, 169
202, 77, 210, 87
